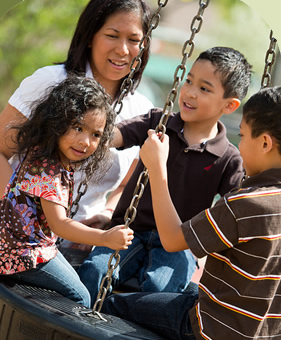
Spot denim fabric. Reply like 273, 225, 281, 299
11, 251, 91, 308
78, 230, 196, 307
102, 285, 198, 340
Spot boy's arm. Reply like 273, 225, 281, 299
139, 130, 189, 252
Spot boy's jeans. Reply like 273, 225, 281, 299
102, 285, 198, 340
11, 251, 91, 308
78, 230, 196, 307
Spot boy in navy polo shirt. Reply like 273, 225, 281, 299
79, 46, 252, 306
103, 86, 281, 340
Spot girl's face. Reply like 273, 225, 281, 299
89, 10, 143, 97
58, 110, 106, 167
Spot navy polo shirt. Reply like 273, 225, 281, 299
110, 108, 243, 231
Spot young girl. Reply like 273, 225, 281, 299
0, 0, 153, 229
0, 75, 134, 308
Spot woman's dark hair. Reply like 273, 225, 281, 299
15, 74, 116, 182
243, 86, 281, 154
63, 0, 151, 96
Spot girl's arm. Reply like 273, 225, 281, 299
0, 104, 26, 196
81, 159, 138, 229
41, 198, 134, 250
139, 130, 188, 252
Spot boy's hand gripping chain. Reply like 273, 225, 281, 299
92, 0, 210, 316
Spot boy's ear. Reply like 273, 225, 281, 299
223, 98, 241, 114
262, 133, 274, 154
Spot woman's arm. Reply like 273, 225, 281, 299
41, 198, 134, 250
104, 158, 138, 210
139, 130, 188, 252
110, 127, 124, 148
0, 104, 26, 195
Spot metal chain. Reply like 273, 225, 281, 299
261, 30, 277, 88
56, 181, 88, 245
93, 0, 210, 315
92, 0, 169, 314
69, 181, 88, 219
113, 0, 168, 114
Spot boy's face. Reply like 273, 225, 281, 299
238, 118, 263, 177
178, 60, 232, 127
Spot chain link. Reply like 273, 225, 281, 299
56, 181, 88, 245
93, 0, 210, 315
69, 181, 88, 218
113, 0, 168, 115
261, 30, 277, 88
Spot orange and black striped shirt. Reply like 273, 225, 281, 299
183, 168, 281, 340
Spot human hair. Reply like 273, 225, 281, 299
15, 74, 116, 182
243, 86, 281, 154
196, 46, 252, 100
63, 0, 151, 96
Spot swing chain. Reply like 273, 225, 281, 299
56, 181, 88, 245
69, 181, 88, 219
92, 251, 121, 312
92, 0, 169, 314
158, 0, 210, 130
113, 0, 169, 115
92, 0, 210, 316
261, 30, 277, 88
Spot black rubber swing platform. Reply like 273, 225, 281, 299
0, 276, 166, 340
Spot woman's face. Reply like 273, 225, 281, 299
90, 10, 144, 97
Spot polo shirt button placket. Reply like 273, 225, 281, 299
184, 148, 189, 153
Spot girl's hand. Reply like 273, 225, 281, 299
103, 226, 134, 250
139, 129, 169, 175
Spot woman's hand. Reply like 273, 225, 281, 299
80, 210, 112, 230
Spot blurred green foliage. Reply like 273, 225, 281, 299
0, 0, 273, 110
0, 0, 88, 108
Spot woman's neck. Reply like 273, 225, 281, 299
90, 62, 121, 99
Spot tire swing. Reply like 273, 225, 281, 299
1, 2, 277, 340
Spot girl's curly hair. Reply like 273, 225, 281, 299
15, 73, 116, 182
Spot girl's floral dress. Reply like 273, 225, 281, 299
0, 149, 73, 275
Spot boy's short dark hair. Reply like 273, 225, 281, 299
196, 46, 252, 100
243, 86, 281, 154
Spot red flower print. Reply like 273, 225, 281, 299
20, 181, 30, 191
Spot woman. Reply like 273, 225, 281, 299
0, 0, 153, 229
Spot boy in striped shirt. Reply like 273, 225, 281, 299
103, 86, 281, 340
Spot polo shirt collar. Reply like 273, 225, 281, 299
167, 112, 229, 157
242, 168, 281, 188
